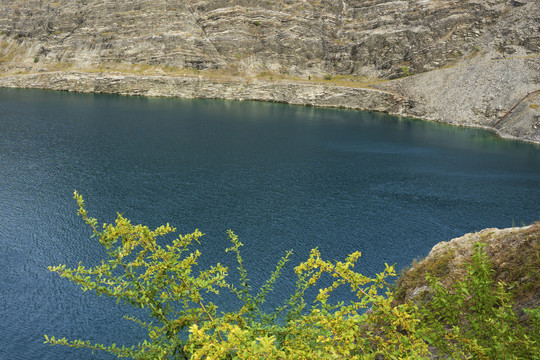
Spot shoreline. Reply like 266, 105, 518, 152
1, 71, 538, 145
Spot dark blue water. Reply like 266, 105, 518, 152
1, 88, 539, 359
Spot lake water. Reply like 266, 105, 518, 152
1, 88, 539, 359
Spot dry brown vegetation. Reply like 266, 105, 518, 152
394, 221, 540, 308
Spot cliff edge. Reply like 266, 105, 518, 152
394, 221, 540, 312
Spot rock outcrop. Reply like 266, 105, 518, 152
0, 0, 539, 142
0, 71, 408, 113
395, 222, 540, 311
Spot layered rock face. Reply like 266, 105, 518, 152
0, 0, 539, 142
0, 71, 407, 113
2, 0, 536, 77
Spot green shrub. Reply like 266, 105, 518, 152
420, 242, 540, 359
400, 66, 414, 77
45, 193, 539, 359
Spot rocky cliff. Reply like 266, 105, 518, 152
0, 0, 539, 142
395, 221, 540, 311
